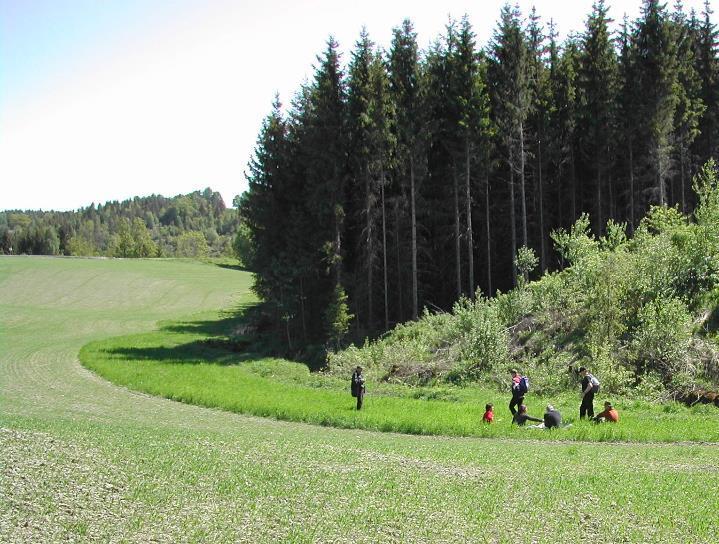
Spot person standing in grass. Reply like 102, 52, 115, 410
509, 369, 528, 415
579, 366, 600, 419
482, 403, 494, 423
351, 366, 366, 410
594, 401, 619, 423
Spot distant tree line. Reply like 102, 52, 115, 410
240, 0, 719, 352
0, 188, 240, 258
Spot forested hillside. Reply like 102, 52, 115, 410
0, 188, 241, 258
241, 0, 719, 351
330, 161, 719, 396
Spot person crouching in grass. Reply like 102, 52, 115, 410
483, 403, 494, 423
594, 401, 619, 423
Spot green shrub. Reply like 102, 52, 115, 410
449, 297, 509, 381
629, 297, 692, 379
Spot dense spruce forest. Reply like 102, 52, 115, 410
0, 188, 241, 258
240, 0, 719, 353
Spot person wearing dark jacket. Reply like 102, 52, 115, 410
579, 367, 599, 419
351, 366, 366, 410
509, 369, 524, 416
543, 404, 562, 429
512, 404, 543, 426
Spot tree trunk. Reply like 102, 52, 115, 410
629, 144, 635, 234
465, 137, 475, 299
280, 287, 292, 352
394, 198, 403, 323
571, 145, 577, 223
410, 156, 418, 320
595, 151, 602, 236
366, 167, 373, 332
657, 141, 666, 207
299, 277, 307, 341
538, 137, 546, 272
680, 144, 686, 213
608, 171, 615, 221
381, 174, 389, 331
519, 121, 528, 247
333, 167, 342, 286
509, 141, 518, 286
485, 169, 492, 296
454, 167, 462, 299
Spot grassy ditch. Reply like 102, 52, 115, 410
80, 308, 719, 443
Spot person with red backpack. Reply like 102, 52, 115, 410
509, 369, 529, 416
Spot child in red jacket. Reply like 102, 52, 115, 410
482, 403, 494, 423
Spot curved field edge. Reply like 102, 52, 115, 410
78, 312, 719, 443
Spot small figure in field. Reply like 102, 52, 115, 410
483, 403, 494, 424
594, 401, 619, 423
543, 404, 562, 429
509, 369, 529, 416
579, 366, 600, 419
351, 366, 366, 410
512, 404, 543, 426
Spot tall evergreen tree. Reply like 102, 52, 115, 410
527, 8, 550, 270
368, 51, 396, 330
693, 0, 719, 162
634, 0, 679, 207
347, 29, 378, 331
548, 27, 579, 235
488, 3, 531, 284
298, 38, 350, 342
578, 0, 618, 234
241, 98, 288, 308
346, 30, 396, 332
452, 16, 490, 297
618, 15, 641, 231
388, 19, 423, 320
671, 1, 705, 211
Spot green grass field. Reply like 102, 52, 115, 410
79, 313, 719, 443
2, 256, 719, 543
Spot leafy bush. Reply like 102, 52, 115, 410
629, 297, 692, 378
447, 297, 509, 382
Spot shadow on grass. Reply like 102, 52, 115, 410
103, 341, 263, 366
102, 302, 279, 367
214, 262, 248, 272
161, 302, 256, 337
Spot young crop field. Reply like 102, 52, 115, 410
2, 256, 719, 543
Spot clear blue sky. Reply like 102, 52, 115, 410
0, 0, 713, 211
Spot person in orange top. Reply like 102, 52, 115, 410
594, 401, 619, 423
482, 403, 494, 423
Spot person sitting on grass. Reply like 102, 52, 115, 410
594, 401, 619, 423
543, 404, 562, 429
482, 403, 494, 424
512, 404, 543, 426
